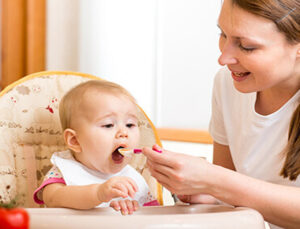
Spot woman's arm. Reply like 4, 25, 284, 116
210, 165, 300, 229
143, 145, 300, 229
213, 142, 235, 170
212, 142, 300, 227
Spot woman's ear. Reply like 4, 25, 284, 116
297, 44, 300, 58
64, 128, 82, 153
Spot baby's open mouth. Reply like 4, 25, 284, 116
112, 146, 125, 163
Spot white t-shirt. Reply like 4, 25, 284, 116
209, 67, 300, 229
51, 150, 153, 207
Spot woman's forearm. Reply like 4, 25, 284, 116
209, 164, 300, 228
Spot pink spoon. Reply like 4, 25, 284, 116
118, 148, 162, 156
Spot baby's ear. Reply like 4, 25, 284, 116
64, 128, 82, 153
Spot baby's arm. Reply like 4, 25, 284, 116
43, 176, 138, 209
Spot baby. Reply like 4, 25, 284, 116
33, 80, 158, 214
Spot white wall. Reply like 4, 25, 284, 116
79, 0, 157, 120
46, 0, 222, 130
46, 0, 80, 71
156, 0, 221, 129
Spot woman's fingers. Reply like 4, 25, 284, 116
146, 166, 181, 193
147, 166, 170, 185
142, 147, 178, 169
144, 145, 212, 195
177, 195, 191, 203
147, 156, 186, 185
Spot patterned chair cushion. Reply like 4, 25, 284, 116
0, 71, 163, 207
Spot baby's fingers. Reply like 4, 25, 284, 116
125, 182, 137, 198
110, 201, 121, 211
117, 178, 138, 198
123, 178, 138, 194
119, 200, 138, 215
118, 200, 129, 215
111, 184, 128, 198
125, 199, 134, 215
132, 200, 139, 211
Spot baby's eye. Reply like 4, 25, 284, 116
102, 124, 114, 128
126, 123, 136, 128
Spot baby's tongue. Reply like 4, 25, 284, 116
112, 150, 124, 162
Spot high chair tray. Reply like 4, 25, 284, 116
27, 204, 265, 229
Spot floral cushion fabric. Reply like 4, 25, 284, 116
0, 72, 160, 207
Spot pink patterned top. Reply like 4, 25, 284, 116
33, 165, 159, 207
33, 166, 66, 204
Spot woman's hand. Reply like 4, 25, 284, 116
177, 194, 219, 204
143, 145, 214, 195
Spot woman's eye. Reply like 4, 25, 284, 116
103, 124, 114, 128
219, 32, 227, 39
239, 44, 256, 52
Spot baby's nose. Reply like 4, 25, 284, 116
116, 128, 128, 138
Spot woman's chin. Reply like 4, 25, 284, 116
233, 82, 254, 93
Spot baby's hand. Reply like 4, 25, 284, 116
97, 176, 138, 203
110, 199, 139, 215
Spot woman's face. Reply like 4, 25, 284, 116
218, 0, 300, 94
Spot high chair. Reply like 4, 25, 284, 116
0, 71, 165, 207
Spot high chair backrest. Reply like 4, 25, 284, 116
0, 71, 163, 207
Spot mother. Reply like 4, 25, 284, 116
143, 0, 300, 228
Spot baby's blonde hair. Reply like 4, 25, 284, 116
59, 80, 136, 131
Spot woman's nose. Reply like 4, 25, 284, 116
218, 43, 238, 66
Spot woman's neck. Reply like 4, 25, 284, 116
255, 84, 299, 116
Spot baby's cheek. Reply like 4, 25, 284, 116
123, 156, 132, 165
132, 131, 141, 145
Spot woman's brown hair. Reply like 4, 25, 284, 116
232, 0, 300, 180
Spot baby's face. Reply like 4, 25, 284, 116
72, 90, 140, 174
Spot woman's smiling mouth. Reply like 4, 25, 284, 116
231, 71, 251, 82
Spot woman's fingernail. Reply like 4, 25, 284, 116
153, 145, 162, 153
